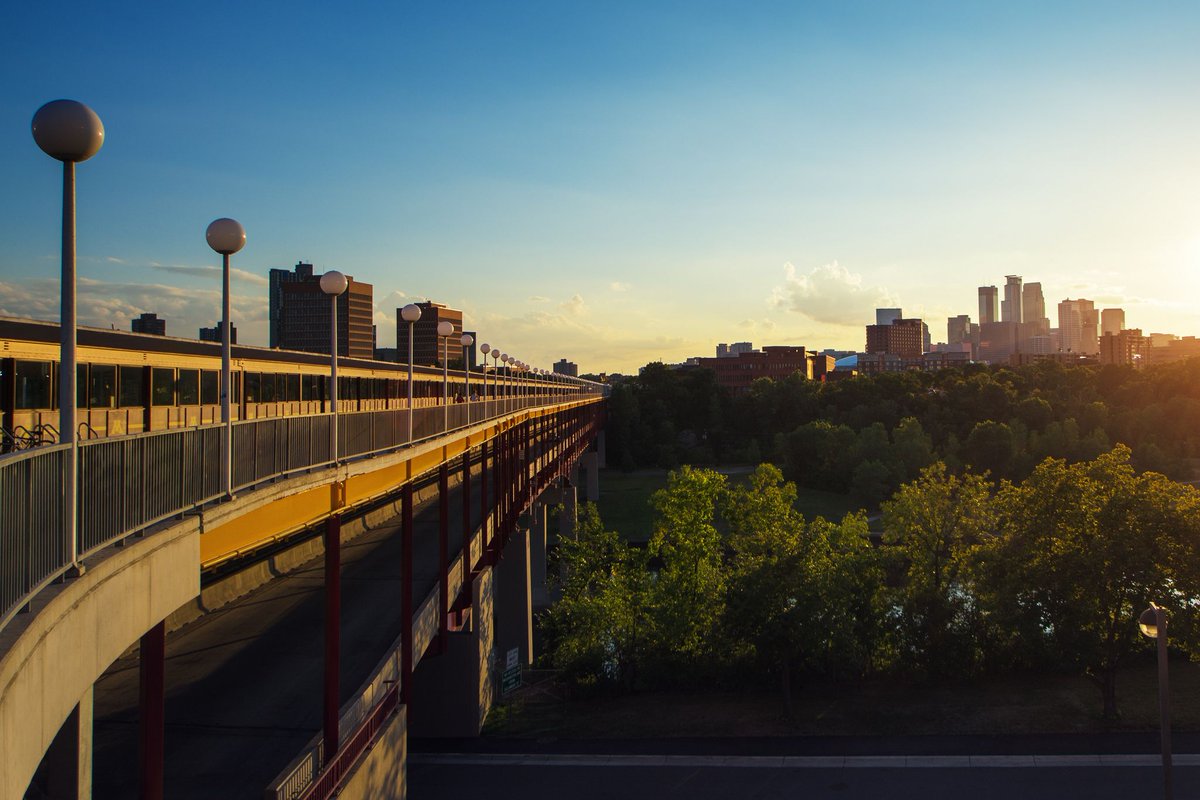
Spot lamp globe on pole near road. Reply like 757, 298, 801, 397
460, 333, 474, 423
320, 271, 349, 463
437, 320, 455, 430
32, 99, 104, 573
400, 304, 422, 442
501, 354, 511, 402
205, 218, 246, 498
480, 343, 491, 404
1140, 603, 1174, 800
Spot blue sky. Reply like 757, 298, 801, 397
3, 1, 1199, 372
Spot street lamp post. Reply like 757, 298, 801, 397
401, 304, 421, 442
437, 320, 454, 430
1140, 603, 1173, 800
320, 271, 349, 463
461, 333, 474, 423
205, 218, 245, 499
501, 355, 511, 405
491, 349, 502, 400
32, 99, 104, 573
480, 343, 491, 407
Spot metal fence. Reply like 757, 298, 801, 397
0, 393, 601, 633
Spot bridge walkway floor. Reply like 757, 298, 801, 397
88, 466, 496, 800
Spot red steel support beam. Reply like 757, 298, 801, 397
480, 437, 491, 559
138, 620, 166, 800
438, 461, 449, 654
400, 482, 413, 705
323, 513, 341, 762
461, 449, 472, 615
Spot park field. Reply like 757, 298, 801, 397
596, 467, 866, 543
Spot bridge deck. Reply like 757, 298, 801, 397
90, 467, 494, 798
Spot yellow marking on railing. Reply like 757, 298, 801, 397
198, 398, 601, 569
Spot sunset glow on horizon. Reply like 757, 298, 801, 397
2, 1, 1199, 373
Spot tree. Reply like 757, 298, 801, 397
881, 462, 995, 676
988, 446, 1200, 718
543, 504, 649, 691
724, 465, 883, 713
646, 466, 729, 675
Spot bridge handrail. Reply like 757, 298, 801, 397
1, 392, 603, 635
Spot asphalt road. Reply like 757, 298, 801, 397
408, 755, 1200, 800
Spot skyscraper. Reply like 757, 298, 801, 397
978, 286, 998, 325
276, 268, 374, 359
876, 308, 902, 326
269, 262, 314, 348
131, 313, 166, 336
1101, 308, 1125, 336
1002, 275, 1023, 324
1022, 282, 1046, 326
1058, 298, 1099, 354
396, 301, 465, 366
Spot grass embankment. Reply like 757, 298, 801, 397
597, 467, 865, 544
488, 659, 1200, 738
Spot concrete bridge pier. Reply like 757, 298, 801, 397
408, 567, 495, 738
529, 503, 549, 610
494, 527, 533, 668
558, 483, 578, 542
581, 451, 600, 503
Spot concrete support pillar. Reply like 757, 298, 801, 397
38, 686, 93, 799
494, 527, 533, 667
558, 484, 577, 542
409, 567, 494, 738
581, 451, 600, 503
138, 621, 165, 800
529, 503, 549, 610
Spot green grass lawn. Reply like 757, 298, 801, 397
596, 466, 866, 543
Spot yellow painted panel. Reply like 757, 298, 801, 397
201, 483, 334, 567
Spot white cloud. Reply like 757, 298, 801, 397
528, 295, 550, 303
0, 276, 268, 344
148, 262, 269, 286
770, 261, 898, 326
559, 294, 587, 317
609, 282, 631, 292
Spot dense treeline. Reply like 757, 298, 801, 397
543, 452, 1200, 718
607, 359, 1200, 504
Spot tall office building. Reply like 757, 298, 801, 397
395, 301, 465, 366
876, 308, 902, 326
1101, 308, 1125, 336
947, 315, 971, 346
132, 313, 166, 336
269, 262, 315, 348
1058, 298, 1099, 355
276, 269, 374, 359
199, 324, 237, 344
978, 286, 998, 325
1022, 282, 1046, 327
866, 317, 923, 358
1001, 276, 1023, 324
553, 358, 579, 377
716, 342, 754, 358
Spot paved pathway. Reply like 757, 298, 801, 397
91, 468, 491, 799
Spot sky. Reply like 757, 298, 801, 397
2, 1, 1200, 374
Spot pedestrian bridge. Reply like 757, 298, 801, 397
0, 391, 607, 800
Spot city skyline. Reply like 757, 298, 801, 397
2, 2, 1199, 373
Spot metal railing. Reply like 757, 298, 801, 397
0, 392, 602, 633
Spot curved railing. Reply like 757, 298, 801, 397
0, 392, 603, 633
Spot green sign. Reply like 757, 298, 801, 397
501, 647, 521, 694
